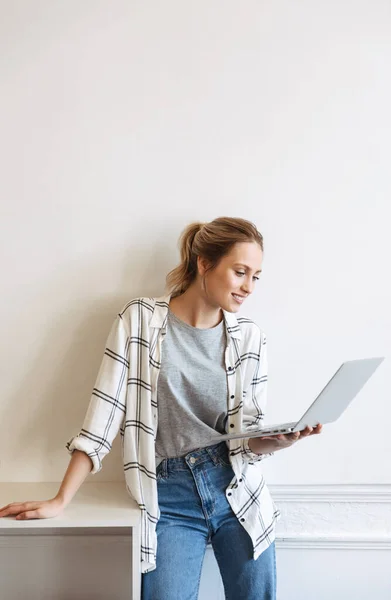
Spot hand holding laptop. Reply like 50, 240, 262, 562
247, 423, 323, 455
210, 357, 384, 447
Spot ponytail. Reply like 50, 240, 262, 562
165, 222, 204, 298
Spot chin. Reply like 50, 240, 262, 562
221, 299, 241, 313
231, 305, 241, 313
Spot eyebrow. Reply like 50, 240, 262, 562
234, 263, 262, 274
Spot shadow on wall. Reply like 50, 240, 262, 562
2, 241, 173, 482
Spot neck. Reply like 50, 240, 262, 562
169, 285, 223, 329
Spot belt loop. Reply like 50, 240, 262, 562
206, 442, 224, 466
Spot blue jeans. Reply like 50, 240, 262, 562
142, 441, 276, 600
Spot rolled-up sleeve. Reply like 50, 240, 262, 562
240, 331, 273, 463
66, 314, 130, 474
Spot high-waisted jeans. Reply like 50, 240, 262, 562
141, 441, 276, 600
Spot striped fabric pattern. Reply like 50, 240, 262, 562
67, 295, 280, 573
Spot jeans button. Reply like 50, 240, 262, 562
189, 457, 196, 464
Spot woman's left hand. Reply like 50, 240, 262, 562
248, 424, 323, 455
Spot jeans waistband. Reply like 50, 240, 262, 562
158, 441, 229, 475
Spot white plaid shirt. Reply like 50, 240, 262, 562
67, 295, 280, 573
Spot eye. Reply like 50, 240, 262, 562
253, 276, 260, 281
235, 271, 246, 277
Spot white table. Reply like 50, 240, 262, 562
0, 482, 141, 599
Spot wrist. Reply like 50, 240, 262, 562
52, 494, 67, 509
248, 438, 264, 455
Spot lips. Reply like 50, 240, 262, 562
232, 293, 245, 304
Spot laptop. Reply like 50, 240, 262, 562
211, 357, 385, 442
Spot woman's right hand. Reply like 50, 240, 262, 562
0, 497, 65, 520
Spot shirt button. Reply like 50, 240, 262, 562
230, 395, 235, 399
230, 424, 234, 428
227, 492, 232, 496
189, 457, 196, 464
239, 478, 243, 482
240, 518, 245, 522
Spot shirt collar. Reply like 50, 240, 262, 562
150, 294, 241, 340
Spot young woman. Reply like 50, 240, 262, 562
0, 216, 321, 600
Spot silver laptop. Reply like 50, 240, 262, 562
211, 357, 385, 442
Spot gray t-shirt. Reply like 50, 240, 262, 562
155, 309, 228, 467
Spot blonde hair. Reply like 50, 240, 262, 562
166, 216, 264, 298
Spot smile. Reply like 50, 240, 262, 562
232, 294, 246, 304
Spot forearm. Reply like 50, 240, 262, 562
54, 450, 93, 507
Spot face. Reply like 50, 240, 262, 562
198, 242, 263, 313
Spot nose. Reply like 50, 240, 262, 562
241, 277, 253, 295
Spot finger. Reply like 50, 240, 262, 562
310, 424, 323, 435
301, 426, 313, 437
287, 432, 300, 442
0, 504, 26, 517
2, 502, 38, 517
16, 510, 40, 520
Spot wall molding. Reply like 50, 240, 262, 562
269, 484, 391, 543
276, 535, 391, 550
269, 483, 391, 503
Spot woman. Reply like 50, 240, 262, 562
0, 216, 321, 600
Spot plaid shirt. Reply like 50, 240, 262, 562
67, 295, 280, 573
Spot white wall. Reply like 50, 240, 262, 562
1, 1, 390, 597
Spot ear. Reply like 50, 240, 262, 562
197, 255, 211, 276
